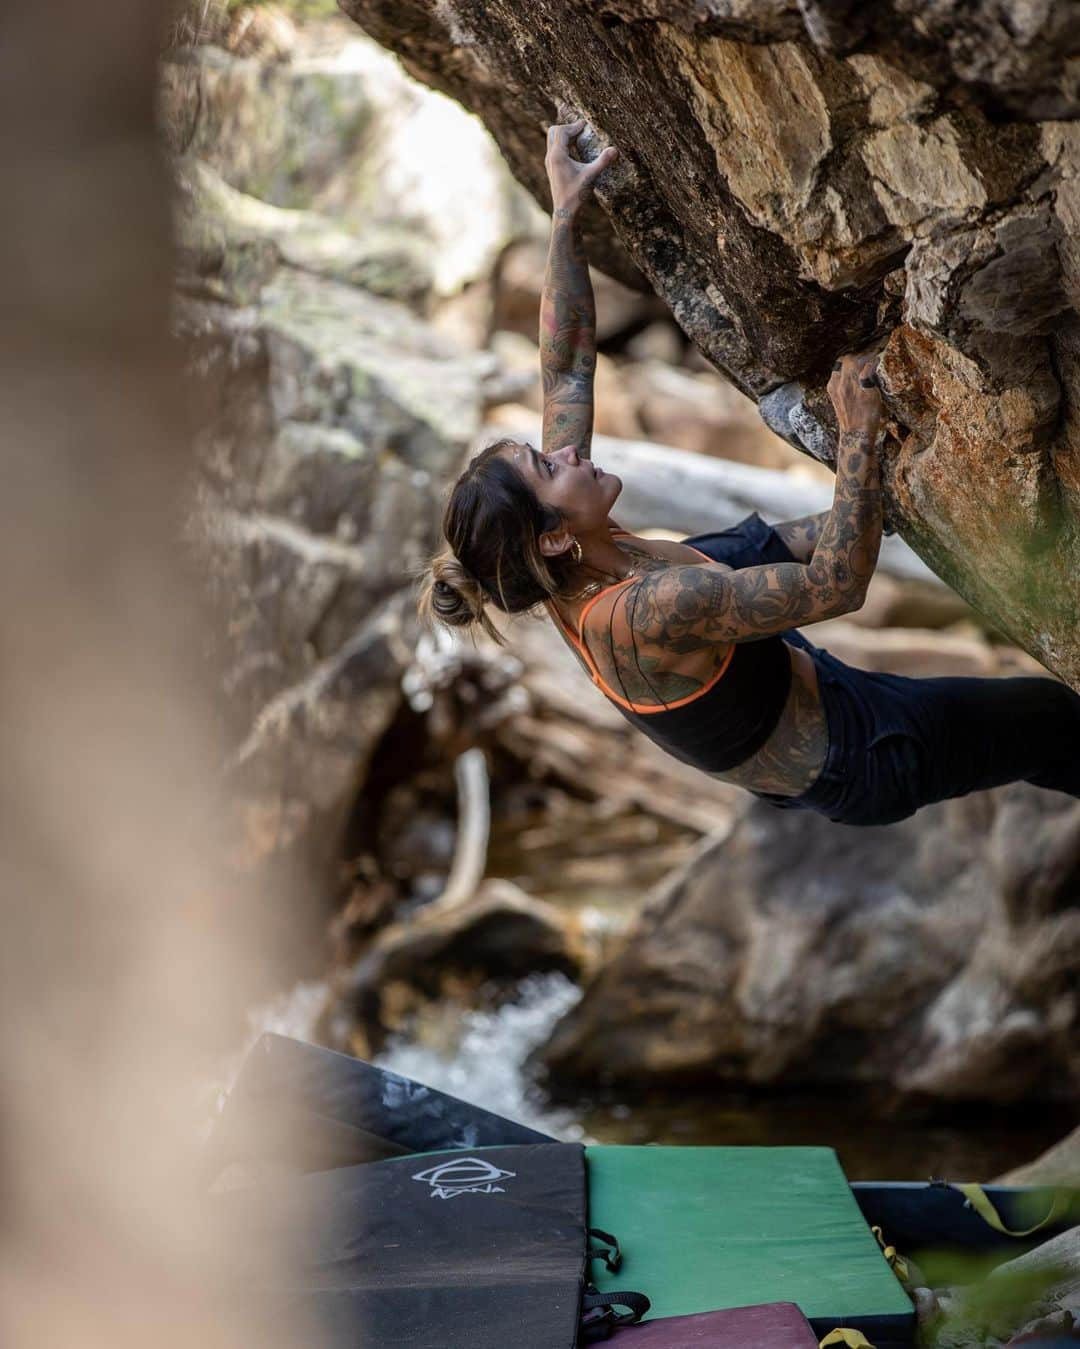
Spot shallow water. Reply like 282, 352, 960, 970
371, 973, 1076, 1182
575, 1088, 1075, 1182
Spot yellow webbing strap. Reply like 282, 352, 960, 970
871, 1224, 910, 1283
819, 1330, 875, 1348
954, 1183, 1074, 1237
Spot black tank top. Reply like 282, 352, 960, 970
548, 542, 792, 773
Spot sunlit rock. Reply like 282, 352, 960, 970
161, 17, 543, 300
175, 180, 518, 893
177, 156, 434, 304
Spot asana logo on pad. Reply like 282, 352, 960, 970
411, 1157, 517, 1200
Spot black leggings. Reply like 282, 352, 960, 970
766, 633, 1080, 825
685, 515, 1080, 827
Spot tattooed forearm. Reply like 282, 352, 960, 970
805, 426, 882, 601
540, 208, 596, 456
773, 510, 830, 564
629, 423, 882, 645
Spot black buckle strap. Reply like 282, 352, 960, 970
586, 1226, 622, 1273
579, 1288, 651, 1342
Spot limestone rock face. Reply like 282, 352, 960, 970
535, 785, 1080, 1104
340, 0, 1080, 686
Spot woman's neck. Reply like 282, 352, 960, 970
553, 532, 661, 609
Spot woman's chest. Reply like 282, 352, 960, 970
558, 544, 734, 709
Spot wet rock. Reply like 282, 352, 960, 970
340, 0, 1080, 687
332, 880, 585, 1048
535, 785, 1080, 1103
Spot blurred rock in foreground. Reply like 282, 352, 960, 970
173, 150, 522, 901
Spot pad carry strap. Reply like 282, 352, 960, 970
579, 1288, 651, 1343
581, 1289, 651, 1318
953, 1184, 1076, 1238
586, 1226, 622, 1273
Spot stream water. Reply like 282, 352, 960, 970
241, 973, 1075, 1183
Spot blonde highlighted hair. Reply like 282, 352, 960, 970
418, 438, 573, 646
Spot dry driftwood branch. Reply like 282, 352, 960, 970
423, 747, 491, 916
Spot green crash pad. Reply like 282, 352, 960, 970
587, 1146, 912, 1337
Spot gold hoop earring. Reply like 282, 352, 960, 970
569, 538, 583, 565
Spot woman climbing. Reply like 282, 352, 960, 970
420, 119, 1080, 827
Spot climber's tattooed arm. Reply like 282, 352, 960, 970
629, 426, 882, 645
773, 511, 830, 564
540, 207, 597, 459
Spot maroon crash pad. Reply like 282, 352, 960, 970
606, 1302, 820, 1347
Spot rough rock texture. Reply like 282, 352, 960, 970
340, 0, 1080, 686
535, 784, 1080, 1103
161, 19, 544, 300
173, 155, 519, 895
326, 879, 585, 1053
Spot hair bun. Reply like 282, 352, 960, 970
422, 552, 486, 630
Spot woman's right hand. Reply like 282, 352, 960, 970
545, 119, 618, 215
827, 350, 881, 431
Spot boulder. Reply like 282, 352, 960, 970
804, 618, 1046, 678
175, 166, 517, 895
1001, 1126, 1080, 1188
626, 357, 815, 468
848, 571, 980, 632
176, 155, 434, 305
624, 321, 685, 366
926, 1227, 1080, 1347
327, 880, 585, 1051
162, 16, 543, 300
534, 784, 1080, 1104
339, 0, 1080, 687
492, 236, 669, 344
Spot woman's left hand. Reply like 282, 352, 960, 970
545, 119, 618, 215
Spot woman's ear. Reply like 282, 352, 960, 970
538, 523, 575, 559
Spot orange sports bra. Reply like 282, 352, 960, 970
547, 532, 793, 772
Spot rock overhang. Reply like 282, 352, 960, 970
340, 0, 1080, 686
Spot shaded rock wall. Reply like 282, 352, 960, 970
340, 0, 1080, 686
536, 784, 1080, 1104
